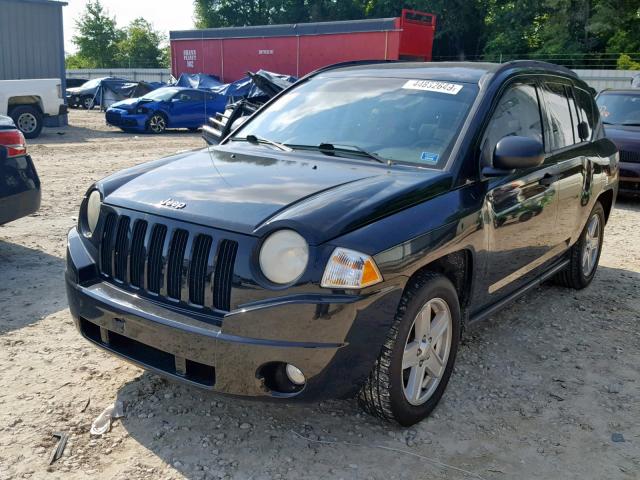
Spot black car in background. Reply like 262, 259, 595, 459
65, 61, 618, 426
597, 89, 640, 195
0, 115, 41, 225
66, 77, 128, 109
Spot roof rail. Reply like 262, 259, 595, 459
496, 60, 578, 78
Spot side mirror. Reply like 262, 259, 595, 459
0, 145, 7, 163
492, 136, 544, 171
578, 121, 589, 141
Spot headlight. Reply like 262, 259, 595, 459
259, 230, 308, 284
85, 190, 102, 236
321, 248, 383, 289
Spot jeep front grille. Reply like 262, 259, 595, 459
99, 212, 238, 313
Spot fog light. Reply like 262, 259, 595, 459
285, 364, 305, 385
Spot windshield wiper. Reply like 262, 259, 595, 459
230, 134, 292, 152
290, 142, 387, 164
621, 122, 640, 126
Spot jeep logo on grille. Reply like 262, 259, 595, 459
159, 198, 186, 209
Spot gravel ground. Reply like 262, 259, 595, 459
0, 109, 639, 480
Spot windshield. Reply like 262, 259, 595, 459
233, 76, 478, 168
142, 87, 181, 101
81, 78, 101, 89
597, 92, 640, 125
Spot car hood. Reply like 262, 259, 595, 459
109, 98, 143, 110
604, 125, 640, 152
100, 147, 452, 244
66, 87, 81, 95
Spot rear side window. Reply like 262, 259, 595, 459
482, 84, 543, 165
544, 83, 575, 149
566, 88, 582, 142
575, 88, 595, 140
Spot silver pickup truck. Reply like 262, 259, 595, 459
0, 78, 68, 138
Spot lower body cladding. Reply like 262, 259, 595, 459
65, 229, 403, 400
619, 161, 640, 196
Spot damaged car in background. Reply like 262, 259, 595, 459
65, 60, 618, 426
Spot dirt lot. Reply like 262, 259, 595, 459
0, 109, 639, 480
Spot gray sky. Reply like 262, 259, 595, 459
63, 0, 195, 53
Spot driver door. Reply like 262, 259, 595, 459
478, 81, 562, 307
170, 90, 206, 128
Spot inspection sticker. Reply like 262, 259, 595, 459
402, 80, 463, 95
420, 152, 440, 164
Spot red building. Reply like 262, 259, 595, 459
169, 9, 436, 82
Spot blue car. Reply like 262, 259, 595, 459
106, 87, 225, 134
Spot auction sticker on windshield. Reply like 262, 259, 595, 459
402, 80, 463, 95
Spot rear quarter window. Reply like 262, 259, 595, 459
575, 88, 596, 140
544, 83, 575, 150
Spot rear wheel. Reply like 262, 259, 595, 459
147, 113, 167, 134
10, 105, 43, 139
554, 202, 605, 289
358, 273, 461, 426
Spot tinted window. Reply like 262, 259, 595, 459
236, 76, 479, 168
566, 88, 582, 142
175, 91, 204, 102
545, 83, 575, 149
482, 84, 543, 165
575, 88, 596, 136
596, 91, 640, 126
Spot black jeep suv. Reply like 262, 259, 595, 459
65, 61, 618, 426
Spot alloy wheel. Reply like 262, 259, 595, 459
402, 297, 453, 406
582, 214, 600, 276
149, 115, 166, 133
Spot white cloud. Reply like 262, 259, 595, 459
63, 0, 195, 54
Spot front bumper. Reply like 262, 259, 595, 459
619, 161, 640, 195
105, 108, 147, 131
65, 227, 403, 400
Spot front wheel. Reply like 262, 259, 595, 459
147, 114, 166, 134
554, 202, 605, 289
358, 272, 461, 426
82, 96, 94, 110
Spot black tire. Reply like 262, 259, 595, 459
554, 202, 605, 289
147, 113, 167, 134
358, 272, 461, 426
82, 96, 94, 110
10, 105, 43, 139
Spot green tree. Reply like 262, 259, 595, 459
483, 0, 545, 60
65, 52, 92, 69
116, 18, 166, 68
72, 0, 121, 68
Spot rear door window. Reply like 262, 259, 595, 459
481, 83, 543, 166
566, 88, 582, 142
544, 83, 575, 149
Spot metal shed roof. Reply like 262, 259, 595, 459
170, 17, 398, 40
